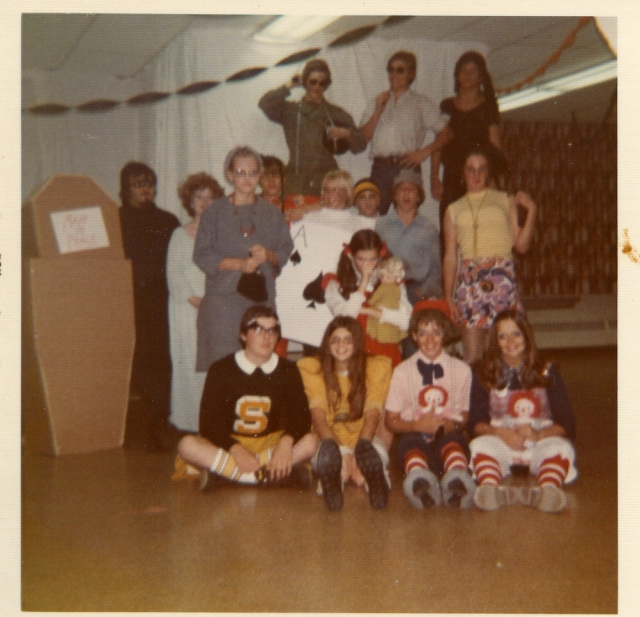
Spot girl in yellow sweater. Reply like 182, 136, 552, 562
298, 316, 392, 511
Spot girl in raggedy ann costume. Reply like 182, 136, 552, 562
468, 309, 577, 513
384, 301, 476, 510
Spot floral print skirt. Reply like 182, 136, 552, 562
454, 257, 523, 329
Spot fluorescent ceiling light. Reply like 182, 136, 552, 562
498, 59, 617, 112
254, 16, 340, 43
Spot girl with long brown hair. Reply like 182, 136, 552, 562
431, 50, 507, 222
323, 228, 411, 366
475, 308, 549, 391
297, 316, 392, 511
468, 310, 577, 513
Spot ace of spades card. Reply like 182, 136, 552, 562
276, 219, 363, 347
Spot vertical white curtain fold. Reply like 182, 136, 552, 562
23, 21, 484, 228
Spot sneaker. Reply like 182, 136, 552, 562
528, 485, 567, 513
473, 484, 519, 511
199, 470, 236, 492
316, 439, 343, 512
354, 439, 389, 510
441, 468, 476, 509
403, 468, 441, 509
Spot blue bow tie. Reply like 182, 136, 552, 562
497, 362, 523, 389
417, 359, 444, 385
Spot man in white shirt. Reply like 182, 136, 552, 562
360, 51, 450, 215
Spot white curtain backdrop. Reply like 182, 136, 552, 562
22, 21, 485, 229
22, 69, 155, 204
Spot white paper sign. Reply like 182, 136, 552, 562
276, 210, 375, 347
50, 206, 110, 254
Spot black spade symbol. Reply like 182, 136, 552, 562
289, 250, 301, 265
303, 271, 325, 304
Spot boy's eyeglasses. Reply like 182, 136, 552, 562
248, 325, 279, 336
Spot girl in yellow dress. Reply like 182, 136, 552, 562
297, 316, 392, 511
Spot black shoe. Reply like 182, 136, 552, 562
316, 439, 343, 511
257, 464, 312, 490
354, 439, 388, 510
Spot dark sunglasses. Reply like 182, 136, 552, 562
308, 78, 328, 87
387, 66, 407, 74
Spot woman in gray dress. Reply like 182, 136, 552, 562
194, 146, 293, 372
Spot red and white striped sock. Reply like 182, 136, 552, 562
441, 441, 468, 472
404, 449, 429, 475
473, 452, 502, 486
537, 454, 570, 487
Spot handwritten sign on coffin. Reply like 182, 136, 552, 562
50, 206, 110, 254
276, 213, 375, 347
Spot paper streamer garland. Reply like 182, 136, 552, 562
495, 17, 593, 95
25, 16, 596, 115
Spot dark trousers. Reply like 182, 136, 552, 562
131, 287, 172, 427
371, 160, 422, 216
396, 430, 470, 478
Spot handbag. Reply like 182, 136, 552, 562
237, 270, 268, 303
322, 105, 351, 155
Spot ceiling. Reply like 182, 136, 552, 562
21, 14, 616, 123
